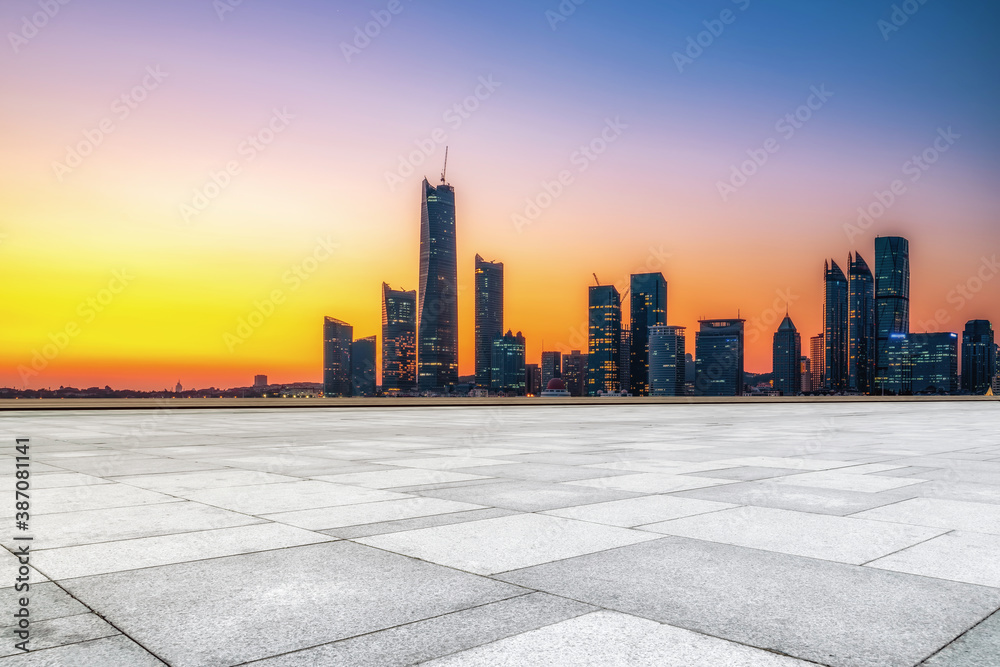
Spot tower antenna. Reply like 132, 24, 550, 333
440, 146, 449, 184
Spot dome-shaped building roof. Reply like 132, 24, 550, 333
546, 378, 566, 391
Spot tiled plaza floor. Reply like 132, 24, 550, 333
1, 401, 998, 666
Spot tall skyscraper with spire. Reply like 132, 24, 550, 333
474, 254, 504, 390
824, 259, 849, 392
875, 236, 910, 392
629, 272, 668, 396
417, 172, 459, 392
848, 252, 875, 394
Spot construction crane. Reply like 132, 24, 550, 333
592, 273, 630, 298
440, 146, 449, 184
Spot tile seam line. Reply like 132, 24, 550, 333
229, 590, 554, 666
0, 609, 118, 634
4, 536, 336, 584
914, 603, 1000, 667
0, 635, 167, 665
409, 600, 840, 667
26, 519, 323, 554
858, 529, 956, 566
0, 544, 170, 665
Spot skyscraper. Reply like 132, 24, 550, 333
351, 336, 377, 397
848, 252, 875, 394
629, 272, 668, 396
884, 332, 958, 394
474, 254, 504, 390
772, 314, 802, 396
800, 357, 812, 393
809, 333, 824, 392
824, 259, 848, 392
648, 325, 685, 396
875, 236, 910, 391
962, 320, 996, 394
525, 363, 542, 396
418, 177, 458, 392
540, 351, 561, 388
382, 283, 416, 392
490, 330, 526, 395
587, 285, 621, 395
619, 328, 632, 394
323, 317, 353, 397
562, 350, 587, 397
695, 319, 745, 397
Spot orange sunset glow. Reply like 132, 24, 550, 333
3, 0, 998, 391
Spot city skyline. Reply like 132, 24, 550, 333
4, 1, 1000, 391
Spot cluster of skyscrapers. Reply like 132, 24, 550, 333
322, 171, 997, 398
773, 236, 997, 397
323, 174, 530, 397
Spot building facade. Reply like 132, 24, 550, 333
619, 328, 632, 395
323, 317, 353, 397
772, 315, 802, 396
525, 363, 542, 396
490, 330, 526, 395
875, 236, 910, 391
800, 357, 812, 393
351, 336, 377, 397
848, 252, 875, 394
540, 351, 561, 388
587, 285, 621, 395
883, 332, 959, 394
961, 320, 996, 394
824, 259, 849, 392
648, 325, 685, 396
629, 272, 668, 396
418, 178, 459, 391
381, 283, 416, 392
809, 333, 824, 392
695, 319, 745, 397
474, 254, 504, 390
562, 350, 587, 397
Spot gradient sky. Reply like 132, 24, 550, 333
3, 0, 999, 390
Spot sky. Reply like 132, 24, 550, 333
2, 0, 999, 390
